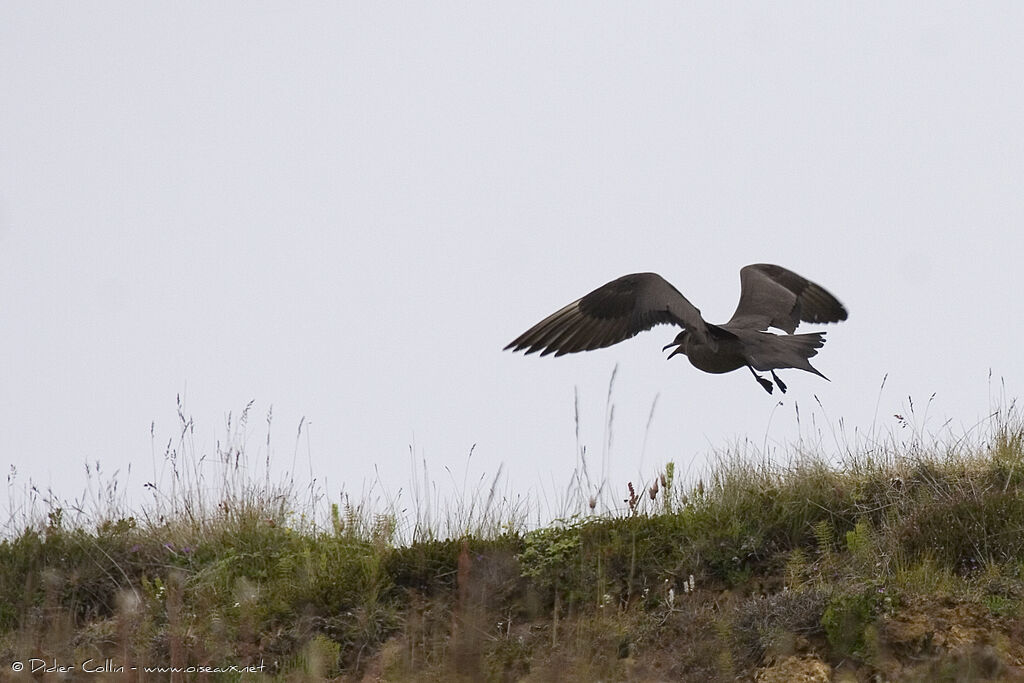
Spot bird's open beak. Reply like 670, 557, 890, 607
662, 341, 686, 359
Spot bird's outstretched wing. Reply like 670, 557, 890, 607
727, 264, 847, 333
505, 272, 708, 356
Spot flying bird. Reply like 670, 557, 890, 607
504, 264, 848, 394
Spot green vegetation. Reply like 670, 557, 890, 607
3, 396, 1024, 680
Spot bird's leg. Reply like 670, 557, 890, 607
749, 366, 773, 394
771, 371, 787, 394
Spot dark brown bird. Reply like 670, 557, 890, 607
504, 264, 848, 394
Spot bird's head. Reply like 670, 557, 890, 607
662, 330, 689, 359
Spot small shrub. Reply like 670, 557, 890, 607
822, 589, 879, 659
730, 589, 827, 666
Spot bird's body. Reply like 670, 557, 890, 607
504, 264, 847, 394
671, 329, 749, 374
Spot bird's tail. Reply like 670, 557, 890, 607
780, 331, 826, 355
760, 332, 829, 379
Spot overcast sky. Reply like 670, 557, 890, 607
2, 3, 1022, 526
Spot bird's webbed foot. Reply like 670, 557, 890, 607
771, 371, 787, 394
749, 366, 774, 394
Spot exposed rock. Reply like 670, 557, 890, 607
755, 655, 831, 683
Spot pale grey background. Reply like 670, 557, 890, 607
2, 3, 1022, 522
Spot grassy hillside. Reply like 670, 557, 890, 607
3, 398, 1024, 681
